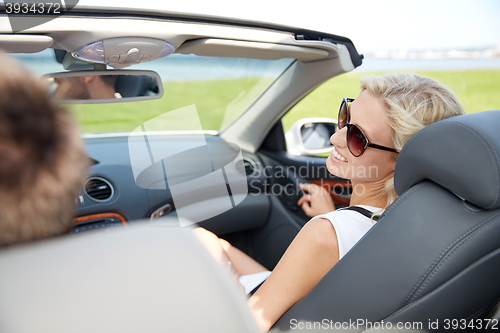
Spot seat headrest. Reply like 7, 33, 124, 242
394, 110, 500, 210
0, 223, 260, 332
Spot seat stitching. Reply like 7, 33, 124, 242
402, 201, 497, 306
378, 182, 426, 220
445, 122, 500, 209
393, 119, 500, 305
381, 249, 500, 326
376, 182, 448, 307
399, 121, 500, 209
403, 211, 500, 306
408, 211, 500, 303
403, 213, 497, 305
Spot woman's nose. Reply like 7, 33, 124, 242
330, 126, 347, 146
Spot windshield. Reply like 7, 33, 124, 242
13, 50, 294, 134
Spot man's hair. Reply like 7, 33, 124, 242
0, 53, 89, 246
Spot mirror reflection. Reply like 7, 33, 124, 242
53, 75, 121, 100
301, 123, 336, 149
45, 71, 162, 104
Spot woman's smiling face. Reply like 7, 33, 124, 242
326, 90, 397, 184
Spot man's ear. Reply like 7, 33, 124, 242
83, 75, 96, 84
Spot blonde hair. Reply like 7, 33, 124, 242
360, 73, 465, 213
0, 54, 89, 246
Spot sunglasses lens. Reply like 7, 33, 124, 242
347, 125, 367, 157
338, 99, 348, 129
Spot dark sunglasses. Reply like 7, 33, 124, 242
338, 97, 399, 157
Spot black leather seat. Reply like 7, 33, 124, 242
272, 110, 500, 332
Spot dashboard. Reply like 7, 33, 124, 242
74, 134, 271, 235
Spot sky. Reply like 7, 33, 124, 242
70, 0, 500, 53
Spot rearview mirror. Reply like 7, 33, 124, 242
45, 70, 163, 104
285, 118, 337, 156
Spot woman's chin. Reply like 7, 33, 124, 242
326, 156, 346, 178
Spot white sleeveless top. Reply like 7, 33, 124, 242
311, 205, 381, 259
240, 205, 381, 294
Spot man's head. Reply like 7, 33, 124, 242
55, 74, 118, 100
0, 53, 89, 247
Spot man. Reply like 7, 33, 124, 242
0, 53, 89, 247
54, 74, 120, 100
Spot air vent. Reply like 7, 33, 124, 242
84, 177, 114, 202
242, 158, 257, 176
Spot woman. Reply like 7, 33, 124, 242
195, 73, 465, 331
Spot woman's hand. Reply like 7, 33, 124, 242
297, 183, 336, 217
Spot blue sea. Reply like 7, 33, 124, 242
12, 49, 500, 80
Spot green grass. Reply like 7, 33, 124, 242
282, 69, 500, 131
68, 70, 500, 133
69, 77, 272, 133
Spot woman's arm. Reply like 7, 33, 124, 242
193, 227, 268, 276
248, 218, 339, 332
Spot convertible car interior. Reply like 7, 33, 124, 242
0, 5, 499, 333
272, 110, 500, 332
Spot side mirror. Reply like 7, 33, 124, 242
285, 118, 337, 156
44, 70, 163, 104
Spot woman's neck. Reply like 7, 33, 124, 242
349, 178, 390, 208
